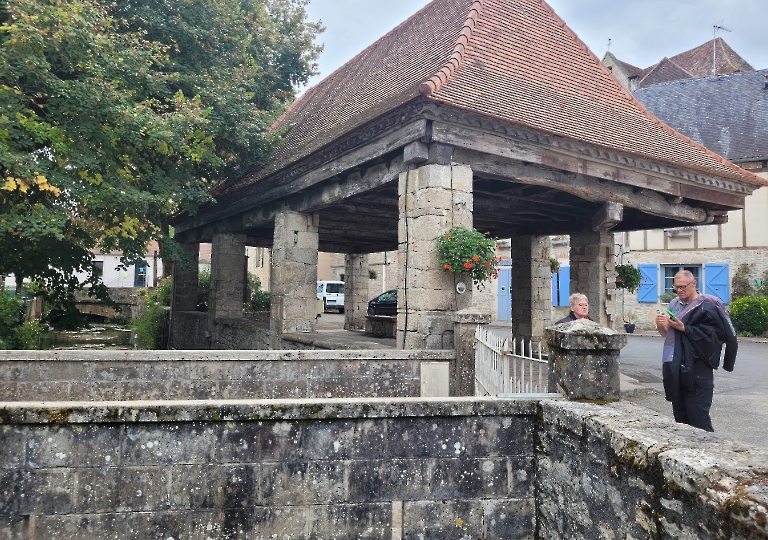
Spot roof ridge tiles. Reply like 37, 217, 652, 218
419, 0, 484, 96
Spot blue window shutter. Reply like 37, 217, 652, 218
551, 272, 558, 307
560, 266, 570, 306
704, 263, 730, 304
637, 264, 658, 303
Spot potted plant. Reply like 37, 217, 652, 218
549, 257, 560, 274
659, 292, 675, 304
623, 311, 637, 333
437, 226, 500, 289
615, 264, 642, 292
615, 263, 641, 332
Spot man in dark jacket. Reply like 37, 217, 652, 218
655, 271, 737, 431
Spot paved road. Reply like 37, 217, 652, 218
620, 334, 768, 448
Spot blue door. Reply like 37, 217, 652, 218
497, 266, 512, 322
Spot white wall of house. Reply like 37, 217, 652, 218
617, 174, 768, 329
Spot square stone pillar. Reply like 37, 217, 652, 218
270, 211, 319, 346
397, 164, 474, 349
453, 310, 491, 396
209, 233, 246, 320
569, 232, 616, 328
511, 235, 552, 343
344, 253, 369, 331
546, 319, 626, 401
171, 242, 199, 312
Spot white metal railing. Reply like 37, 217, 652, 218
475, 326, 549, 396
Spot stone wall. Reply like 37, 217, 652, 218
0, 399, 537, 539
1, 398, 766, 539
537, 400, 768, 539
0, 350, 453, 401
170, 311, 271, 350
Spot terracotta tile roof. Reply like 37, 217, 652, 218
670, 38, 753, 79
216, 0, 763, 195
637, 57, 693, 89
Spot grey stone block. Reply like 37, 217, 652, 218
348, 458, 428, 502
116, 467, 170, 512
0, 515, 30, 539
430, 457, 510, 499
299, 420, 357, 460
26, 424, 121, 469
0, 428, 26, 469
387, 417, 467, 459
127, 510, 193, 540
309, 503, 392, 539
464, 416, 534, 458
482, 498, 536, 539
170, 464, 257, 510
75, 468, 120, 513
403, 499, 484, 538
34, 513, 129, 540
260, 461, 346, 505
122, 425, 216, 466
251, 506, 309, 537
18, 469, 74, 515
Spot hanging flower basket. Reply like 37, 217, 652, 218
615, 264, 642, 293
437, 226, 500, 289
550, 257, 560, 274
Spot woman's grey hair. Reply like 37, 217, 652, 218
568, 293, 588, 309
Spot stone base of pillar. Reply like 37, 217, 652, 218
570, 232, 617, 328
511, 235, 552, 343
546, 320, 626, 401
452, 310, 491, 396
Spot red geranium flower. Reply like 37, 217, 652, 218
472, 255, 480, 262
463, 262, 473, 269
444, 264, 452, 270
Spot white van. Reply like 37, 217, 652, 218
317, 281, 345, 313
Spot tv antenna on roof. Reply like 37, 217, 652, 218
606, 38, 611, 52
712, 23, 732, 75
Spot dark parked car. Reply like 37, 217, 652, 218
367, 289, 397, 316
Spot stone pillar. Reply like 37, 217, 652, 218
453, 309, 491, 396
344, 253, 369, 331
545, 319, 626, 401
171, 242, 200, 312
270, 211, 319, 347
511, 235, 552, 343
397, 164, 474, 349
569, 232, 616, 328
209, 233, 246, 320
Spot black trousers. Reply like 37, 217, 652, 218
671, 370, 715, 432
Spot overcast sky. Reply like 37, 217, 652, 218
303, 0, 766, 89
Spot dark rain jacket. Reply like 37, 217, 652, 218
662, 295, 737, 402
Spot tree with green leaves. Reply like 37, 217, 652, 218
0, 0, 321, 321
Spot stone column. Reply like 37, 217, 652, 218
270, 211, 319, 347
545, 319, 626, 401
397, 164, 474, 349
511, 235, 552, 343
569, 232, 616, 328
209, 233, 246, 320
171, 242, 200, 312
344, 253, 369, 331
453, 309, 491, 396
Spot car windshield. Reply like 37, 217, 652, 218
378, 290, 396, 301
326, 283, 344, 294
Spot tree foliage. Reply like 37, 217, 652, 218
0, 0, 321, 311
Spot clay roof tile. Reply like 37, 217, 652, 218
216, 0, 764, 196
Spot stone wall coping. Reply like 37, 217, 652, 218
545, 320, 627, 350
0, 396, 538, 425
453, 310, 492, 324
541, 399, 768, 490
0, 349, 455, 362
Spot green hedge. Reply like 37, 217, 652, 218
730, 296, 768, 337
